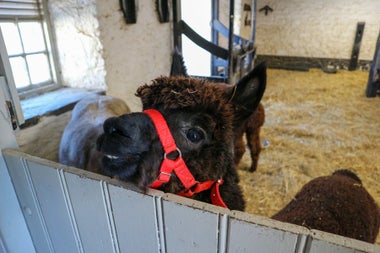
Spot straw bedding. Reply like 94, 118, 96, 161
238, 68, 380, 244
16, 68, 380, 244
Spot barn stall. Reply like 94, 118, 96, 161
1, 0, 380, 252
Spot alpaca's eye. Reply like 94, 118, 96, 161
186, 128, 205, 143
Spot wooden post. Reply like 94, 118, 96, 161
348, 22, 365, 71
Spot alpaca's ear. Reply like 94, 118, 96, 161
229, 62, 266, 121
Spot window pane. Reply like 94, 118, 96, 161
19, 22, 45, 53
0, 22, 23, 55
9, 57, 30, 88
26, 53, 51, 84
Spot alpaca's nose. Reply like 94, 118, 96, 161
103, 117, 130, 138
103, 117, 118, 134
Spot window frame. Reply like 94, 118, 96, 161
0, 0, 62, 99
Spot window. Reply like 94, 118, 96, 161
0, 0, 60, 99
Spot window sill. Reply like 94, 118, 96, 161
19, 87, 104, 129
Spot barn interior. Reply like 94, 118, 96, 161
1, 0, 379, 251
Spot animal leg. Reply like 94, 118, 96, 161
234, 136, 246, 166
246, 127, 261, 172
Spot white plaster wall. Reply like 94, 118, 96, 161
218, 0, 255, 46
48, 0, 106, 90
238, 0, 255, 41
96, 0, 172, 112
218, 0, 231, 49
255, 0, 380, 60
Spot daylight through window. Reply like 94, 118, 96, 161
0, 0, 59, 98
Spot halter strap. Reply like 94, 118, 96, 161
144, 109, 197, 189
143, 109, 227, 208
178, 178, 227, 209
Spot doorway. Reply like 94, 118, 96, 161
180, 0, 212, 76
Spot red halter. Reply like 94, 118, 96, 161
144, 109, 227, 208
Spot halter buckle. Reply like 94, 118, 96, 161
157, 171, 171, 181
164, 148, 182, 160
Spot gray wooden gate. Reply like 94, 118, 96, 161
2, 149, 379, 253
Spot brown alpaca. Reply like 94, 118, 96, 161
272, 169, 380, 243
170, 50, 265, 172
233, 102, 265, 172
95, 63, 267, 211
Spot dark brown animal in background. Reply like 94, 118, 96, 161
59, 95, 130, 172
96, 63, 267, 211
233, 102, 265, 172
170, 49, 265, 172
272, 169, 380, 243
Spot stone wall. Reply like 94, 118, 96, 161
48, 0, 106, 90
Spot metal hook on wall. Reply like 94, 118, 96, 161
259, 5, 273, 16
156, 0, 170, 23
120, 0, 137, 24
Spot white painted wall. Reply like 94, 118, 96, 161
255, 0, 380, 60
48, 1, 171, 112
48, 0, 106, 90
96, 0, 172, 112
211, 1, 255, 53
238, 0, 256, 41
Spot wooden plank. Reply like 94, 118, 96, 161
161, 199, 220, 253
227, 215, 301, 253
3, 152, 54, 253
348, 22, 365, 71
63, 171, 118, 253
308, 238, 365, 253
108, 184, 160, 253
308, 230, 377, 253
26, 160, 79, 253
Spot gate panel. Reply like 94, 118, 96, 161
108, 184, 160, 252
162, 199, 220, 253
64, 171, 118, 253
227, 214, 303, 253
26, 160, 79, 253
308, 230, 369, 253
3, 149, 380, 253
4, 154, 55, 253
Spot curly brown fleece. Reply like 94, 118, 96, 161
272, 169, 380, 243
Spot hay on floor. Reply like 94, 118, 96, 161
238, 68, 380, 244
